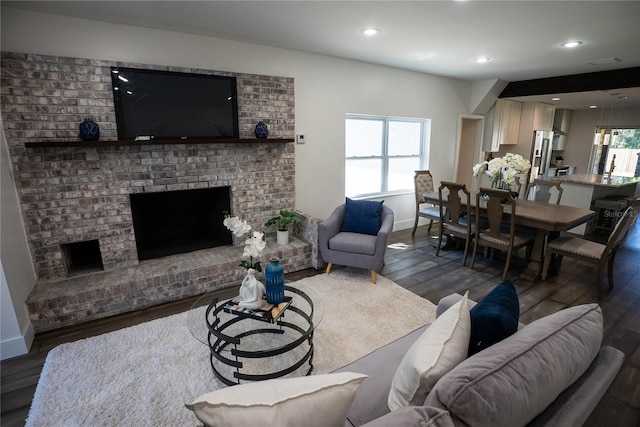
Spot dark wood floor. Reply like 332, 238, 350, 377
2, 224, 639, 426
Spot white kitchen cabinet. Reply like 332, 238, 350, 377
483, 99, 522, 151
515, 102, 556, 153
532, 102, 555, 131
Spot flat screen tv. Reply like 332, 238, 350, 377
110, 67, 239, 140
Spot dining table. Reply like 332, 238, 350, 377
423, 192, 595, 281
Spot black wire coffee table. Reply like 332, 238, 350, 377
187, 283, 323, 386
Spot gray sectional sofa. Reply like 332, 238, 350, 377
335, 293, 624, 427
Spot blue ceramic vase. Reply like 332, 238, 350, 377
79, 117, 100, 141
255, 121, 269, 139
264, 256, 284, 304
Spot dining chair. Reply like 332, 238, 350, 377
470, 188, 534, 280
412, 170, 440, 236
542, 198, 640, 299
436, 181, 473, 265
527, 179, 563, 204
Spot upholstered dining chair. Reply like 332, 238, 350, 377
412, 170, 440, 236
319, 199, 394, 284
436, 181, 473, 265
527, 179, 563, 204
470, 188, 534, 280
542, 198, 640, 299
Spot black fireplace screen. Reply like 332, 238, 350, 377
130, 187, 232, 260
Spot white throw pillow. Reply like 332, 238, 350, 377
388, 292, 470, 410
185, 372, 367, 427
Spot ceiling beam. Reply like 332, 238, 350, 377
499, 67, 640, 98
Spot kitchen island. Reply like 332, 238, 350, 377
551, 173, 640, 235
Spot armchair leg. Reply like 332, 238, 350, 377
371, 270, 378, 284
325, 262, 333, 275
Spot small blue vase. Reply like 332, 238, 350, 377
255, 121, 269, 139
265, 256, 284, 304
79, 117, 100, 141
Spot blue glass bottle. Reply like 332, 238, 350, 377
265, 256, 284, 304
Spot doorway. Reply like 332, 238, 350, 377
454, 115, 485, 191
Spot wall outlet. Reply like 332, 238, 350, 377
296, 134, 306, 144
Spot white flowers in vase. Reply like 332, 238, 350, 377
223, 213, 266, 272
473, 153, 531, 190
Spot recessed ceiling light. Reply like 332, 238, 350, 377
561, 41, 583, 48
362, 28, 380, 36
590, 105, 598, 109
589, 57, 621, 65
475, 57, 490, 63
552, 97, 560, 101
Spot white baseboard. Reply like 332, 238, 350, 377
1, 322, 34, 360
395, 217, 434, 231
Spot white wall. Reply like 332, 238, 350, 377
1, 124, 36, 359
1, 7, 473, 355
563, 107, 640, 174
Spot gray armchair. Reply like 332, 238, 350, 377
319, 203, 394, 284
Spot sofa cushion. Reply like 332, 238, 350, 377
361, 406, 454, 427
185, 372, 366, 427
424, 304, 603, 427
341, 197, 383, 235
388, 293, 470, 410
334, 326, 428, 427
468, 280, 519, 356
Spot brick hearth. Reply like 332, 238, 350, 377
26, 236, 316, 333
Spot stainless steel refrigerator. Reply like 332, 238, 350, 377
530, 130, 555, 181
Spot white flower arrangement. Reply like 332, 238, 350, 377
473, 153, 531, 189
223, 213, 266, 272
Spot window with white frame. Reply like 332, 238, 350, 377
345, 114, 429, 198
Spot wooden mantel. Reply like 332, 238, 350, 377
24, 138, 294, 148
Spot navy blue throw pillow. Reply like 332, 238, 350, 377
468, 280, 519, 356
340, 197, 384, 236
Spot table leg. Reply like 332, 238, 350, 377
520, 229, 547, 281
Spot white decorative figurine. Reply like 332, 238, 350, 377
238, 268, 265, 309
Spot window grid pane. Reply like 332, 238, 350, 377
345, 158, 383, 196
388, 121, 422, 156
345, 118, 384, 157
388, 157, 421, 191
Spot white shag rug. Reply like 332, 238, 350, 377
26, 269, 436, 426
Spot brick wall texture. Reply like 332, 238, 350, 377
1, 52, 320, 331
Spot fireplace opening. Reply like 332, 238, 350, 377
61, 240, 104, 275
130, 187, 232, 261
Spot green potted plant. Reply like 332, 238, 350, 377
265, 210, 303, 245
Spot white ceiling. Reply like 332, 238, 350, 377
4, 0, 640, 109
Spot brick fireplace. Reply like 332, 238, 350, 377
1, 52, 321, 332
